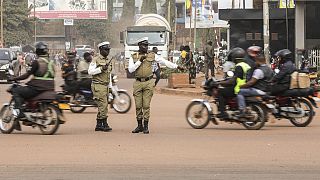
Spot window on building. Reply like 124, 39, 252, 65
246, 33, 253, 40
255, 33, 262, 40
271, 33, 278, 40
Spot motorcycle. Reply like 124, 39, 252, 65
66, 74, 132, 114
0, 69, 68, 135
262, 88, 317, 127
186, 72, 266, 130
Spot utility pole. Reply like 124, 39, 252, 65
34, 0, 37, 43
0, 0, 3, 47
263, 0, 270, 64
173, 6, 177, 51
193, 0, 197, 50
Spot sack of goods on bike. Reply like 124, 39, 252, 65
186, 48, 317, 130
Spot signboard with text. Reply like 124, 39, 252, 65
28, 0, 107, 19
185, 0, 228, 28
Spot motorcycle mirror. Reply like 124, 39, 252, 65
275, 69, 280, 74
227, 71, 234, 77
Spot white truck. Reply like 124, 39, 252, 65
120, 14, 172, 77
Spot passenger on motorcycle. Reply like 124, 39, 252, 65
245, 46, 262, 79
8, 42, 55, 118
77, 52, 92, 90
237, 55, 273, 117
216, 48, 251, 119
270, 49, 296, 95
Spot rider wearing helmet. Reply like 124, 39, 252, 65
62, 50, 77, 90
216, 47, 251, 119
9, 42, 55, 121
270, 49, 296, 95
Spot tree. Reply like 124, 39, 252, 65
3, 0, 33, 47
141, 0, 157, 14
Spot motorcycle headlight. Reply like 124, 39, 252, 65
0, 64, 9, 70
112, 75, 118, 83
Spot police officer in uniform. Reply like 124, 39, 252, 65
129, 37, 184, 134
88, 42, 112, 132
9, 42, 55, 129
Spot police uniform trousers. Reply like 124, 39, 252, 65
92, 83, 109, 120
133, 79, 154, 121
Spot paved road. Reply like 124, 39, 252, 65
0, 77, 320, 179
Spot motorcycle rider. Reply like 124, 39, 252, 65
77, 52, 92, 90
88, 41, 113, 132
205, 40, 215, 80
270, 49, 296, 95
8, 42, 55, 120
216, 48, 251, 119
62, 50, 77, 93
237, 54, 273, 117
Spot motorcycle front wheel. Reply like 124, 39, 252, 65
0, 100, 16, 134
289, 98, 314, 127
112, 91, 131, 113
186, 101, 210, 129
38, 104, 61, 135
70, 93, 87, 113
242, 103, 266, 130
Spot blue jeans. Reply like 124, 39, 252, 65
237, 88, 266, 110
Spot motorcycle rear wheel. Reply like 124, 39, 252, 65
112, 91, 131, 114
0, 101, 16, 134
186, 101, 210, 129
38, 104, 61, 135
70, 93, 87, 113
242, 103, 266, 130
289, 98, 314, 127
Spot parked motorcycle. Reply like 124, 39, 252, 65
66, 74, 131, 114
0, 69, 68, 135
186, 74, 266, 130
262, 88, 317, 127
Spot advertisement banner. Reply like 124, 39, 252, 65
185, 0, 228, 28
28, 0, 107, 19
279, 0, 295, 8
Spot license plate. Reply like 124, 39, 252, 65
58, 103, 70, 110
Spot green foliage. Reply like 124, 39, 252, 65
74, 19, 108, 45
141, 0, 157, 14
3, 0, 33, 46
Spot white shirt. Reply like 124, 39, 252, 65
128, 53, 178, 73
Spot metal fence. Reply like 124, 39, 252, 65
307, 49, 320, 70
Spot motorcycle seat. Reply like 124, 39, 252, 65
281, 88, 313, 97
29, 91, 56, 101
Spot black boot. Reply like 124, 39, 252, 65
132, 120, 143, 133
95, 119, 103, 131
101, 118, 112, 132
143, 121, 149, 134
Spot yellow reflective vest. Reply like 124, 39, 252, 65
234, 62, 251, 94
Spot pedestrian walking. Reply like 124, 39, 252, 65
184, 45, 196, 84
204, 40, 215, 80
128, 37, 184, 134
88, 41, 113, 132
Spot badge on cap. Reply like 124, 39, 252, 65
137, 37, 149, 45
97, 41, 110, 49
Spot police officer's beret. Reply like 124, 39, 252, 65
97, 41, 111, 49
136, 37, 149, 45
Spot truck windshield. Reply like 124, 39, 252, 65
127, 32, 166, 45
0, 50, 10, 60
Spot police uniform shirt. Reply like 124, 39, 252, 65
128, 53, 177, 73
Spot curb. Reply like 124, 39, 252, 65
155, 87, 203, 97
